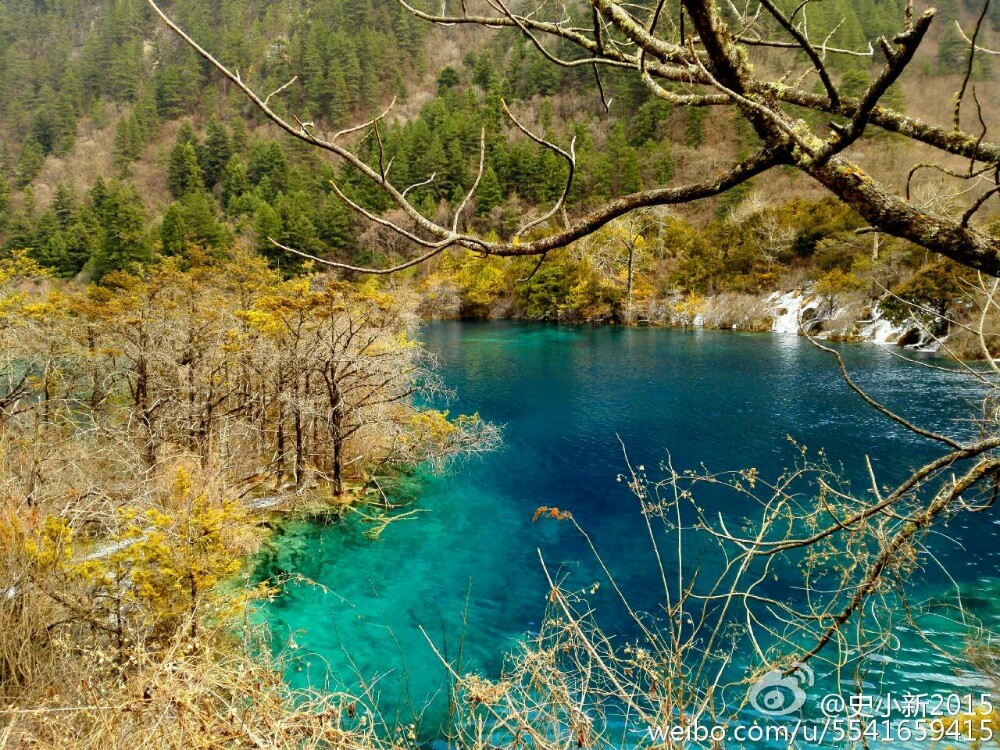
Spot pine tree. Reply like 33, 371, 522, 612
229, 118, 249, 156
175, 122, 199, 148
155, 65, 186, 117
247, 141, 289, 194
160, 203, 187, 257
31, 103, 59, 156
112, 115, 142, 173
220, 155, 250, 212
108, 38, 142, 102
30, 209, 61, 268
55, 221, 96, 277
89, 177, 109, 215
91, 181, 150, 281
606, 123, 642, 197
476, 165, 503, 215
52, 183, 77, 229
0, 178, 8, 234
685, 107, 708, 148
133, 89, 160, 141
437, 66, 460, 91
168, 142, 205, 199
15, 140, 46, 188
253, 201, 282, 259
317, 195, 357, 252
199, 117, 233, 189
160, 191, 230, 256
33, 210, 95, 278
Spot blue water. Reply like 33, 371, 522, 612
255, 322, 1000, 743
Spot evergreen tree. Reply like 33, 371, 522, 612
605, 123, 641, 197
108, 38, 142, 101
32, 104, 59, 156
685, 107, 708, 148
32, 211, 95, 278
4, 194, 36, 255
112, 115, 143, 173
52, 183, 78, 229
133, 89, 160, 141
89, 177, 110, 215
476, 165, 503, 214
229, 119, 249, 156
0, 178, 8, 234
253, 201, 282, 259
247, 141, 289, 194
160, 203, 187, 256
167, 142, 205, 199
55, 220, 96, 277
220, 155, 250, 213
199, 117, 233, 189
155, 66, 186, 117
317, 195, 357, 252
15, 140, 45, 188
29, 209, 61, 268
175, 122, 199, 148
160, 191, 230, 256
90, 181, 150, 281
437, 66, 460, 91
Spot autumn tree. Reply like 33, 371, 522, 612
880, 258, 966, 333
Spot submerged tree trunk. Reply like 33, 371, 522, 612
274, 372, 286, 485
135, 349, 157, 469
625, 242, 635, 324
325, 368, 344, 496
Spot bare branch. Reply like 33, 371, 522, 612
756, 0, 840, 106
263, 76, 298, 108
955, 18, 1000, 54
954, 0, 993, 132
501, 101, 576, 235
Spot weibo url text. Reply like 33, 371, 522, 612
648, 717, 994, 745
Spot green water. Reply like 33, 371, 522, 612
255, 322, 1000, 745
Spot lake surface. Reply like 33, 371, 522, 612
255, 322, 1000, 746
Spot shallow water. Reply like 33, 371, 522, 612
255, 322, 1000, 745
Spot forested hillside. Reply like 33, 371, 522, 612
0, 0, 991, 321
0, 0, 997, 334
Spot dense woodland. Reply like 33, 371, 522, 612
0, 0, 996, 329
1, 0, 1000, 746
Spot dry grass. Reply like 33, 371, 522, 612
698, 292, 774, 331
32, 114, 119, 212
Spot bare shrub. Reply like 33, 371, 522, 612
698, 292, 773, 331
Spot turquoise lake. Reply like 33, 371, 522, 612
255, 321, 1000, 745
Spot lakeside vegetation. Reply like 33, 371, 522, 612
2, 0, 1000, 746
0, 249, 499, 744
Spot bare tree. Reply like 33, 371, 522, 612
147, 0, 1000, 277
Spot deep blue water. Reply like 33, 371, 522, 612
255, 322, 1000, 744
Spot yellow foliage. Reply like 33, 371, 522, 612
673, 293, 706, 324
354, 277, 394, 309
24, 469, 260, 641
403, 410, 461, 449
24, 516, 74, 570
102, 469, 254, 634
0, 250, 48, 286
453, 252, 509, 311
